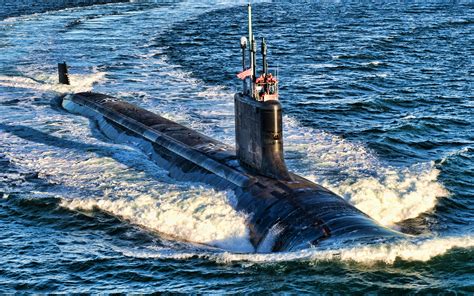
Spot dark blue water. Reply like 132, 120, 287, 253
0, 0, 473, 293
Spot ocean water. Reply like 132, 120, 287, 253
0, 0, 473, 293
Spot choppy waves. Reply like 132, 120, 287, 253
0, 40, 454, 251
0, 0, 473, 293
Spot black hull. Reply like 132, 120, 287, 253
62, 92, 401, 252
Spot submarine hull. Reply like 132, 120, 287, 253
62, 92, 401, 252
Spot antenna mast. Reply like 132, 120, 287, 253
248, 4, 257, 99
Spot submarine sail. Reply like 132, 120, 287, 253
59, 4, 402, 252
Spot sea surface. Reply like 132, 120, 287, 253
0, 0, 473, 293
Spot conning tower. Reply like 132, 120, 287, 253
235, 4, 290, 180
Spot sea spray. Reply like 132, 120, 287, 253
283, 116, 449, 227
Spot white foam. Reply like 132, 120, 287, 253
366, 61, 382, 66
61, 188, 253, 253
117, 235, 474, 265
282, 117, 449, 227
220, 235, 474, 265
0, 72, 106, 94
325, 166, 447, 226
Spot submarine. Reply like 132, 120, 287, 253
59, 4, 401, 252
